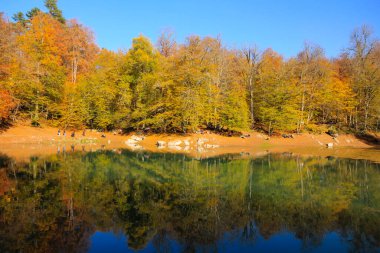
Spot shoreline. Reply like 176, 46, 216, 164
0, 125, 379, 162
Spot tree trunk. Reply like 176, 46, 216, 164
249, 77, 254, 128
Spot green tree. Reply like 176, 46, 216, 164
255, 49, 299, 134
44, 0, 65, 24
126, 35, 159, 129
26, 8, 41, 20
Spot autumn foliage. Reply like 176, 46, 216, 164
0, 90, 16, 122
0, 1, 379, 133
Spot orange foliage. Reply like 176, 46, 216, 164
64, 19, 98, 83
0, 89, 16, 121
18, 13, 66, 72
0, 13, 15, 80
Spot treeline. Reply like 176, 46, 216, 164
0, 0, 379, 134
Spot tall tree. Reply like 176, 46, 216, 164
293, 43, 327, 133
26, 8, 42, 20
255, 49, 299, 134
126, 35, 159, 129
242, 46, 261, 128
157, 29, 177, 58
64, 19, 97, 84
44, 0, 65, 24
12, 12, 27, 27
346, 25, 380, 130
0, 13, 18, 122
17, 12, 66, 121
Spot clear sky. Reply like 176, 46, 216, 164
1, 0, 379, 58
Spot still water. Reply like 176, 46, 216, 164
0, 150, 379, 252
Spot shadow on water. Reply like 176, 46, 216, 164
0, 150, 380, 252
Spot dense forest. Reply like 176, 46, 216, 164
0, 0, 379, 134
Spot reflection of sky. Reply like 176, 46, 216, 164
89, 230, 349, 253
89, 232, 146, 253
89, 231, 183, 253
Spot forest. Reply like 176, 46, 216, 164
0, 0, 379, 135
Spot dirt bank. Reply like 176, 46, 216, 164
0, 124, 379, 162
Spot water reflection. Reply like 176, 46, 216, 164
0, 150, 379, 252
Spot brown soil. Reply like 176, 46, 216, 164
0, 124, 379, 162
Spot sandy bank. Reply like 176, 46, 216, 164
0, 125, 378, 162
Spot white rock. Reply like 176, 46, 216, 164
130, 135, 144, 141
205, 144, 220, 148
168, 145, 182, 151
126, 139, 138, 144
168, 140, 182, 146
197, 138, 208, 145
126, 143, 143, 150
184, 140, 190, 146
327, 143, 334, 148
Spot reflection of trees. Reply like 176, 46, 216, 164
0, 154, 93, 253
0, 151, 379, 252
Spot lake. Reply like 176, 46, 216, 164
0, 149, 379, 252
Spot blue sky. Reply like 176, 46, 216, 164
1, 0, 379, 58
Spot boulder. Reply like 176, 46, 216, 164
156, 141, 166, 147
327, 143, 334, 148
327, 130, 339, 138
240, 134, 251, 139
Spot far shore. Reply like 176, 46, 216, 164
0, 124, 379, 162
